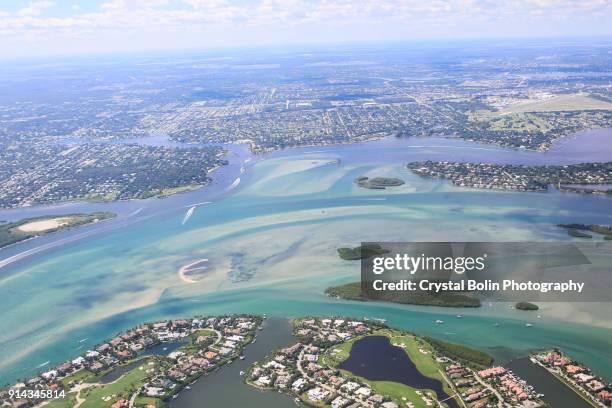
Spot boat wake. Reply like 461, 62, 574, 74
227, 177, 241, 191
127, 207, 144, 217
182, 206, 196, 225
181, 202, 212, 225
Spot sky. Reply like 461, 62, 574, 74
1, 0, 611, 58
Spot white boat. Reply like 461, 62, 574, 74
525, 323, 533, 327
239, 370, 245, 376
456, 315, 463, 318
436, 320, 444, 324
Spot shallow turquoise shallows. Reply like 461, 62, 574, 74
0, 131, 611, 384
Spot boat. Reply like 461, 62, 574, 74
186, 386, 191, 390
239, 370, 245, 376
240, 355, 246, 360
456, 315, 463, 318
525, 323, 533, 327
436, 320, 444, 324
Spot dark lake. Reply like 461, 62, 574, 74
143, 341, 185, 357
100, 359, 145, 384
338, 335, 459, 408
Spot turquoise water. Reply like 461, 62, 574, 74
0, 134, 611, 384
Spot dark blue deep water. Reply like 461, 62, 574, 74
339, 335, 460, 408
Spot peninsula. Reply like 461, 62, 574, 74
533, 350, 611, 407
0, 315, 261, 408
407, 161, 612, 193
246, 316, 548, 408
0, 212, 115, 249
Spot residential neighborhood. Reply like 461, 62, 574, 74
0, 315, 261, 408
532, 350, 611, 407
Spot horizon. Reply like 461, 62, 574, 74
1, 0, 611, 59
3, 35, 612, 64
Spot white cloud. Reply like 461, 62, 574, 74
16, 1, 55, 17
0, 0, 610, 57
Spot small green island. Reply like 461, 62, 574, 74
325, 282, 481, 307
337, 243, 389, 260
515, 301, 539, 311
558, 223, 612, 240
0, 212, 115, 249
354, 176, 405, 189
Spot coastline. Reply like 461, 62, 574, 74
2, 126, 610, 213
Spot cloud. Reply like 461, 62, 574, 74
16, 1, 55, 17
0, 0, 610, 57
1, 0, 610, 31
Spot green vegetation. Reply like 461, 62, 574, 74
80, 358, 159, 408
134, 396, 167, 407
43, 393, 78, 408
558, 223, 612, 239
326, 281, 481, 307
336, 243, 389, 260
356, 380, 440, 408
568, 228, 593, 238
0, 212, 115, 249
515, 302, 539, 311
424, 337, 493, 368
500, 93, 612, 113
354, 176, 405, 189
58, 368, 95, 388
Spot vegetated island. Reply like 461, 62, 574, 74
354, 176, 405, 189
515, 301, 539, 311
247, 317, 548, 408
0, 315, 261, 408
558, 223, 612, 240
325, 281, 481, 308
333, 245, 480, 307
337, 243, 389, 260
0, 212, 115, 249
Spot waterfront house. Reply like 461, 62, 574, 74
331, 396, 350, 408
292, 377, 307, 392
307, 387, 329, 401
